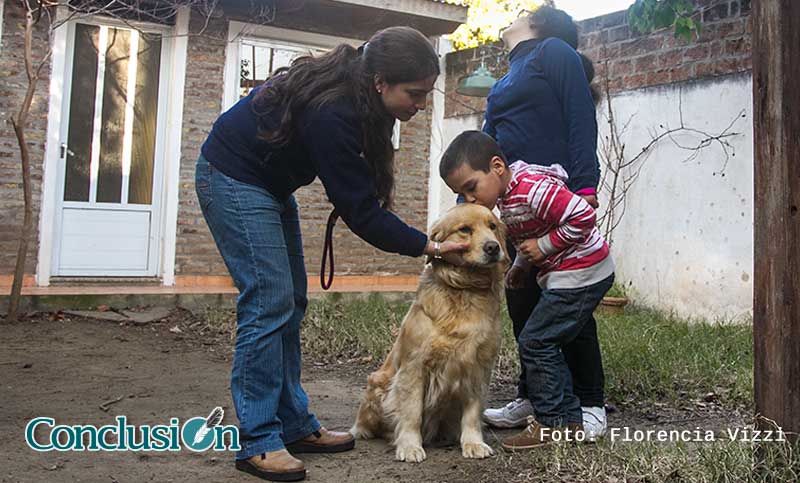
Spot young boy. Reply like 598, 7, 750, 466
440, 131, 614, 449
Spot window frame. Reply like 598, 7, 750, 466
222, 21, 360, 112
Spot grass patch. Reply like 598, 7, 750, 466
195, 294, 753, 408
597, 307, 753, 408
474, 437, 800, 483
193, 304, 237, 344
605, 282, 629, 298
301, 293, 409, 362
194, 295, 779, 481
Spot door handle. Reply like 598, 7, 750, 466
60, 143, 75, 159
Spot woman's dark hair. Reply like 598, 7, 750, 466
252, 26, 440, 209
528, 6, 600, 104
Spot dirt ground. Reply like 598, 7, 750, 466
1, 311, 747, 483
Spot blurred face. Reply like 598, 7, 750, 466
500, 10, 536, 47
376, 74, 437, 121
444, 156, 509, 210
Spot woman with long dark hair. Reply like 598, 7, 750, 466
196, 27, 467, 481
478, 7, 610, 445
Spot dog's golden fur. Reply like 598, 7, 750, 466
350, 204, 508, 462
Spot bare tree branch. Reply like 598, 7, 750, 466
595, 62, 745, 249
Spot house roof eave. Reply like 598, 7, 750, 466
329, 0, 467, 29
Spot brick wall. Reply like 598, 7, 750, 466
292, 109, 430, 278
444, 0, 752, 118
0, 1, 49, 280
174, 11, 429, 281
1, 4, 430, 286
173, 15, 229, 280
580, 0, 751, 92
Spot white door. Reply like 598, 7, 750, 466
53, 21, 169, 276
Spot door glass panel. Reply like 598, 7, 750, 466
96, 27, 130, 203
128, 34, 161, 205
64, 23, 99, 202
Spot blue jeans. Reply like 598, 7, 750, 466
518, 274, 614, 427
506, 242, 606, 408
195, 155, 321, 460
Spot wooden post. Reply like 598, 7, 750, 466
752, 0, 800, 441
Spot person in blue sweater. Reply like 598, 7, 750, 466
479, 7, 610, 442
196, 27, 468, 482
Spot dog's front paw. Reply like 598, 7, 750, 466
462, 441, 494, 459
396, 444, 427, 463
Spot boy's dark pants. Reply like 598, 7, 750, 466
506, 242, 608, 409
517, 274, 614, 427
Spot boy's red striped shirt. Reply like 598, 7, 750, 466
498, 161, 614, 289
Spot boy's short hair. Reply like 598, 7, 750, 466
439, 130, 507, 178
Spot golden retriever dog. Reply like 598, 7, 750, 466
350, 203, 508, 462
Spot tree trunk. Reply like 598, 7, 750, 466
7, 120, 33, 322
752, 0, 800, 441
6, 11, 39, 322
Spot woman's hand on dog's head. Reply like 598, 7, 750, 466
441, 241, 471, 266
425, 240, 471, 266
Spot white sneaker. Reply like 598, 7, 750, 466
482, 398, 534, 428
582, 406, 607, 441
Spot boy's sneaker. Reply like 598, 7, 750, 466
482, 398, 534, 428
501, 417, 584, 450
581, 406, 607, 441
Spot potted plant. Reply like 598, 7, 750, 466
598, 283, 629, 314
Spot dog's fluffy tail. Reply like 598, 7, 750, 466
350, 370, 393, 439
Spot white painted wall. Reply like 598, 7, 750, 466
434, 112, 482, 218
430, 73, 753, 322
426, 37, 451, 230
597, 74, 753, 322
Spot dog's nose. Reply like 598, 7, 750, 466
483, 241, 500, 258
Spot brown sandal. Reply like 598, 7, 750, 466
235, 450, 306, 482
285, 428, 355, 454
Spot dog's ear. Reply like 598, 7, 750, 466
494, 218, 508, 244
428, 218, 447, 243
492, 216, 510, 265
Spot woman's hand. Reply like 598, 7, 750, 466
505, 266, 528, 289
425, 240, 470, 266
518, 238, 547, 265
